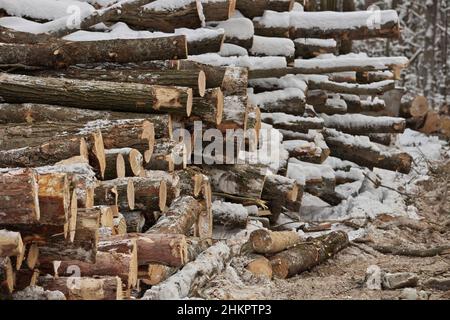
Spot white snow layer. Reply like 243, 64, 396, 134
188, 53, 287, 70
250, 35, 295, 57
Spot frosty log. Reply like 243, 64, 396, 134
237, 0, 294, 19
321, 114, 406, 135
0, 36, 188, 68
0, 73, 193, 117
249, 88, 306, 116
261, 113, 324, 132
294, 38, 337, 58
270, 231, 349, 279
191, 88, 224, 125
261, 174, 299, 222
0, 168, 40, 224
212, 201, 248, 229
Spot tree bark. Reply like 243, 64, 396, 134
250, 229, 301, 254
270, 231, 349, 278
121, 210, 146, 233
261, 175, 299, 223
129, 175, 167, 212
321, 114, 406, 135
237, 0, 294, 18
145, 139, 187, 172
261, 113, 324, 132
201, 0, 236, 21
190, 88, 224, 124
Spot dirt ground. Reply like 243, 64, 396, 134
199, 160, 450, 300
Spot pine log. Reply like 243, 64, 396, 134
139, 264, 177, 286
113, 213, 127, 235
38, 276, 122, 300
0, 168, 40, 224
147, 196, 203, 235
0, 230, 24, 260
237, 0, 294, 19
212, 200, 248, 229
104, 148, 144, 180
94, 178, 134, 211
52, 250, 138, 289
194, 182, 213, 240
261, 175, 299, 223
99, 206, 115, 229
0, 129, 105, 178
177, 168, 207, 198
261, 113, 324, 132
129, 175, 167, 212
323, 129, 412, 174
104, 233, 188, 267
0, 73, 193, 116
294, 38, 337, 58
321, 114, 406, 135
145, 139, 187, 172
250, 229, 301, 255
27, 67, 206, 97
270, 231, 349, 279
0, 36, 187, 68
0, 257, 14, 297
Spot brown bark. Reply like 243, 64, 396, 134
261, 175, 299, 223
251, 89, 306, 116
147, 196, 203, 235
0, 26, 54, 44
139, 264, 177, 286
95, 178, 134, 212
0, 257, 14, 296
129, 175, 167, 212
321, 114, 406, 135
0, 73, 193, 117
187, 32, 225, 56
145, 139, 187, 172
0, 168, 40, 224
0, 36, 187, 68
237, 0, 294, 18
270, 231, 349, 278
212, 201, 248, 229
191, 88, 224, 124
121, 210, 145, 233
294, 38, 337, 58
261, 113, 324, 132
38, 276, 122, 300
201, 0, 236, 21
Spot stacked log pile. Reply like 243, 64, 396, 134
0, 0, 415, 300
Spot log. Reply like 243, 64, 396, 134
121, 210, 146, 233
94, 178, 134, 211
367, 133, 393, 146
294, 38, 337, 58
194, 182, 213, 240
139, 264, 177, 286
323, 129, 412, 174
210, 18, 254, 49
104, 233, 188, 267
313, 96, 347, 115
0, 168, 40, 224
52, 250, 138, 289
201, 0, 236, 21
130, 174, 168, 213
190, 88, 224, 124
38, 207, 100, 264
177, 168, 207, 198
0, 73, 193, 117
38, 276, 122, 300
0, 257, 14, 297
0, 26, 54, 44
249, 88, 306, 116
250, 229, 301, 254
270, 231, 349, 279
306, 89, 328, 106
0, 36, 187, 68
356, 70, 395, 83
261, 175, 299, 223
250, 35, 295, 61
184, 29, 225, 56
248, 74, 308, 93
341, 94, 386, 113
321, 114, 406, 135
253, 13, 290, 38
212, 200, 248, 229
145, 139, 187, 172
0, 129, 105, 178
237, 0, 294, 19
305, 77, 396, 95
27, 67, 206, 97
147, 196, 204, 235
261, 113, 324, 132
246, 255, 273, 279
218, 95, 249, 132
113, 213, 127, 235
0, 230, 24, 259
282, 139, 328, 164
104, 148, 144, 180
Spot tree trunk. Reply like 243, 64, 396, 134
0, 230, 24, 259
261, 113, 324, 132
250, 88, 306, 115
321, 114, 406, 135
212, 201, 248, 229
129, 175, 167, 212
104, 148, 144, 180
237, 0, 294, 18
250, 229, 301, 254
270, 231, 349, 279
145, 139, 187, 172
190, 88, 224, 125
0, 73, 193, 116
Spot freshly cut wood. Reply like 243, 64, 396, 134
0, 257, 14, 296
195, 182, 213, 240
237, 0, 294, 18
95, 178, 134, 212
323, 129, 412, 174
0, 168, 40, 224
25, 243, 39, 270
140, 264, 177, 286
0, 36, 187, 68
400, 94, 430, 129
261, 113, 324, 132
191, 88, 224, 124
113, 213, 127, 235
104, 148, 144, 180
38, 276, 122, 300
270, 231, 349, 279
147, 196, 203, 235
321, 114, 406, 135
0, 230, 24, 259
283, 139, 329, 164
98, 206, 115, 229
261, 175, 299, 222
246, 255, 273, 279
306, 89, 328, 106
29, 67, 206, 97
104, 233, 188, 267
53, 250, 138, 289
218, 95, 248, 132
121, 211, 145, 233
177, 168, 207, 198
250, 229, 301, 254
206, 164, 268, 198
212, 200, 248, 229
38, 207, 100, 264
249, 88, 306, 116
146, 139, 187, 172
130, 175, 167, 212
0, 73, 193, 116
0, 129, 105, 178
294, 38, 337, 58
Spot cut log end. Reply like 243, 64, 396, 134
198, 70, 206, 97
116, 153, 126, 178
186, 88, 193, 117
127, 179, 135, 211
159, 180, 168, 212
142, 120, 155, 163
69, 189, 78, 243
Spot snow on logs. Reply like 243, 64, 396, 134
254, 10, 401, 40
0, 73, 193, 117
261, 112, 324, 132
321, 114, 406, 135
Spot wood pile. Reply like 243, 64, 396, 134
0, 0, 414, 300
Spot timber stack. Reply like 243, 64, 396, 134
0, 0, 414, 300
